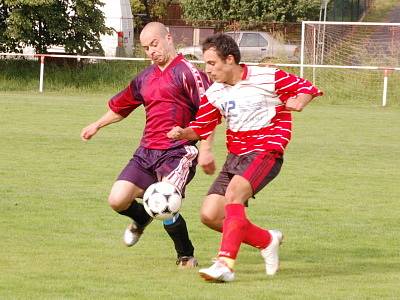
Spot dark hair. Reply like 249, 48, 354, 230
202, 33, 241, 64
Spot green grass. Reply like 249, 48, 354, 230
0, 59, 150, 93
302, 68, 400, 107
1, 92, 400, 299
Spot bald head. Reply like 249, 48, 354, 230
140, 22, 169, 40
140, 22, 176, 69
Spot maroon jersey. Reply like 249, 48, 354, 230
109, 54, 211, 149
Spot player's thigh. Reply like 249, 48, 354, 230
109, 149, 154, 210
108, 180, 144, 210
200, 194, 226, 221
225, 175, 253, 204
118, 148, 158, 191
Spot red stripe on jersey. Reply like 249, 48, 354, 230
189, 95, 222, 139
226, 110, 292, 155
275, 69, 323, 102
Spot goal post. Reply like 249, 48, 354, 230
301, 21, 400, 106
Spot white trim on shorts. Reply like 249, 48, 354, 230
164, 145, 198, 193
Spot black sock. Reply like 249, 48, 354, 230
163, 214, 194, 258
119, 200, 152, 227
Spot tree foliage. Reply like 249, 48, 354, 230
0, 0, 109, 54
180, 0, 321, 23
0, 2, 15, 52
129, 0, 174, 27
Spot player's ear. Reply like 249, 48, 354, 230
226, 55, 236, 65
166, 33, 173, 44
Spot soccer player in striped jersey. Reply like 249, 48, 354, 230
168, 33, 322, 281
80, 22, 212, 268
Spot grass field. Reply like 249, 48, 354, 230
1, 91, 399, 299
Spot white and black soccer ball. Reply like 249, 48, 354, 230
143, 182, 182, 220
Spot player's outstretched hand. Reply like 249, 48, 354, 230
80, 123, 100, 141
167, 126, 184, 140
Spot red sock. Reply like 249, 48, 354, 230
243, 222, 271, 249
218, 203, 248, 259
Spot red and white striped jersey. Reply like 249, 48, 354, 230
189, 65, 322, 155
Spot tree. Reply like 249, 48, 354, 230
129, 0, 175, 27
0, 2, 18, 52
0, 0, 109, 54
63, 0, 110, 54
179, 0, 321, 24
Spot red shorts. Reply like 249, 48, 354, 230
207, 151, 283, 196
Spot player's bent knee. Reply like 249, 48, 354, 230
108, 194, 130, 212
108, 180, 140, 212
200, 211, 221, 230
201, 216, 222, 232
200, 211, 213, 226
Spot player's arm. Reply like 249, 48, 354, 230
198, 131, 216, 175
81, 109, 123, 141
167, 126, 200, 141
275, 69, 322, 112
285, 93, 314, 112
168, 93, 221, 141
180, 69, 217, 174
81, 82, 143, 141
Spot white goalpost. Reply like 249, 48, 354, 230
300, 21, 400, 106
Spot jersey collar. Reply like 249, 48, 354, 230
155, 54, 184, 74
240, 64, 248, 80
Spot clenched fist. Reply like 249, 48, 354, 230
167, 126, 184, 140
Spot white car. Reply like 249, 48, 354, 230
178, 31, 299, 63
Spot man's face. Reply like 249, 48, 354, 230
140, 32, 172, 67
203, 48, 233, 84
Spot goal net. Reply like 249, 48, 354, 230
301, 21, 400, 106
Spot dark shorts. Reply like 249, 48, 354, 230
117, 145, 198, 197
208, 151, 283, 197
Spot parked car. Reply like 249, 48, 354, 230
178, 31, 299, 63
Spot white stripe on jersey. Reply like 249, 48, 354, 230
196, 108, 219, 119
239, 148, 270, 155
200, 130, 214, 138
199, 102, 214, 109
182, 60, 207, 97
191, 117, 219, 127
276, 78, 300, 92
275, 127, 292, 133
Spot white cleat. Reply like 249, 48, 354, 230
261, 229, 283, 276
199, 259, 235, 283
123, 222, 145, 247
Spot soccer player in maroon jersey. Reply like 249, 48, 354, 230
80, 22, 212, 268
168, 33, 323, 281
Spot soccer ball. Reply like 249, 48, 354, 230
143, 182, 182, 220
